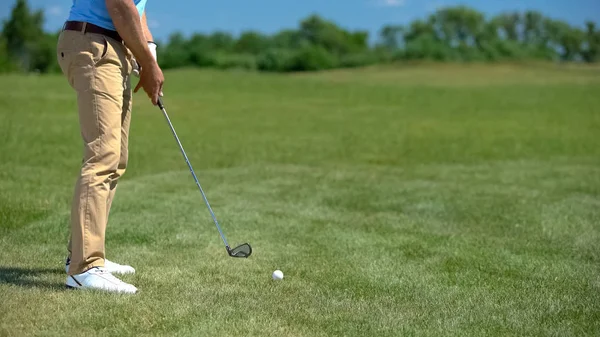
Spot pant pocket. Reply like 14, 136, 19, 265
88, 33, 110, 66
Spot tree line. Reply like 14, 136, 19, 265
1, 0, 599, 74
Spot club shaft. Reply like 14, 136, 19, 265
158, 103, 230, 249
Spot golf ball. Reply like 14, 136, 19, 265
272, 270, 284, 280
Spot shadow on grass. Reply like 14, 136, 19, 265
0, 267, 64, 290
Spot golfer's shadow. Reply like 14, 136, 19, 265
0, 266, 64, 290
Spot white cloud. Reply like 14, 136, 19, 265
148, 19, 160, 28
46, 5, 63, 17
375, 0, 406, 7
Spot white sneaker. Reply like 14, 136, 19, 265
66, 267, 137, 294
65, 257, 135, 275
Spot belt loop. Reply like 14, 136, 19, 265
81, 22, 87, 34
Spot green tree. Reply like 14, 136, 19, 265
402, 19, 448, 60
0, 37, 17, 72
257, 48, 296, 72
271, 29, 302, 49
521, 11, 557, 59
403, 19, 436, 43
298, 15, 369, 55
495, 12, 521, 41
207, 31, 235, 52
31, 30, 60, 73
379, 25, 404, 51
545, 19, 584, 61
523, 11, 544, 44
432, 6, 486, 44
582, 22, 600, 62
234, 31, 270, 55
289, 44, 338, 71
561, 26, 585, 61
186, 33, 216, 67
428, 6, 487, 60
1, 0, 47, 72
159, 32, 192, 69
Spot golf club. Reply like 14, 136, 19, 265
157, 97, 252, 258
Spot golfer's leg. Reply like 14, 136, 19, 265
68, 34, 126, 276
74, 87, 129, 259
105, 50, 133, 228
57, 31, 75, 261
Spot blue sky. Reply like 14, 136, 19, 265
1, 0, 599, 42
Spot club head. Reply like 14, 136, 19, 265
227, 243, 252, 258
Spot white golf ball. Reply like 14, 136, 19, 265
272, 270, 284, 280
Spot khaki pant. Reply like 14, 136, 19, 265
56, 29, 133, 275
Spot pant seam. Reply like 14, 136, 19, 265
83, 45, 102, 273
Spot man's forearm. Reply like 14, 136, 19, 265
141, 12, 157, 62
141, 13, 154, 42
106, 0, 155, 68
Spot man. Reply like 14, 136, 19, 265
56, 0, 164, 294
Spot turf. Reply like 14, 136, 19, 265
1, 63, 599, 336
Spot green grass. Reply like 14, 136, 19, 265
1, 63, 599, 336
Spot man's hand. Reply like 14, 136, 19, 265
134, 61, 164, 105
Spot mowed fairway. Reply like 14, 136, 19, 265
1, 64, 599, 336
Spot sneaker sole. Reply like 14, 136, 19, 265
65, 284, 137, 294
66, 275, 137, 294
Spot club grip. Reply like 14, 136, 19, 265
157, 97, 164, 110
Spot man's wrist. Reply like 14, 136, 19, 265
147, 41, 157, 61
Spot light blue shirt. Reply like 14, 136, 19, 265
68, 0, 147, 31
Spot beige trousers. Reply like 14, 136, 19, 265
56, 29, 133, 275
